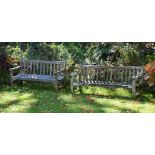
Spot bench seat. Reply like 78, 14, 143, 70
73, 81, 132, 88
13, 74, 64, 82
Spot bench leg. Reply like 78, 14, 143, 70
10, 71, 13, 87
71, 83, 74, 93
132, 79, 136, 97
10, 79, 13, 87
19, 81, 23, 88
79, 86, 82, 92
132, 89, 136, 98
55, 82, 58, 91
132, 86, 136, 98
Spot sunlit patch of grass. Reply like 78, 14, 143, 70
82, 86, 132, 98
0, 84, 155, 113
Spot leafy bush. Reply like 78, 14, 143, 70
119, 43, 142, 66
5, 45, 21, 60
26, 43, 62, 60
144, 61, 155, 87
0, 51, 13, 84
0, 43, 21, 84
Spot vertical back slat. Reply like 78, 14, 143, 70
113, 68, 117, 83
43, 63, 45, 75
46, 63, 49, 75
85, 67, 88, 82
121, 68, 123, 83
128, 68, 131, 82
110, 69, 113, 82
83, 67, 85, 82
33, 62, 36, 74
36, 62, 39, 74
52, 63, 56, 75
106, 68, 109, 82
40, 63, 42, 75
49, 63, 52, 75
29, 62, 32, 74
57, 64, 59, 74
84, 67, 86, 82
23, 61, 26, 74
96, 68, 99, 83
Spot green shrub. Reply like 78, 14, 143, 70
119, 44, 142, 66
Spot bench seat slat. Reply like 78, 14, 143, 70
73, 81, 132, 88
13, 74, 64, 82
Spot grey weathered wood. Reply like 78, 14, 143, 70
37, 62, 39, 74
46, 63, 49, 75
70, 65, 144, 96
132, 79, 136, 97
10, 59, 66, 91
33, 62, 36, 74
43, 63, 45, 75
49, 63, 52, 75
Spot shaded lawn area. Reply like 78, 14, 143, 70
0, 83, 155, 113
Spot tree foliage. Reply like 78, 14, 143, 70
0, 42, 155, 84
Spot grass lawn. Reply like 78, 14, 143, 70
0, 82, 155, 113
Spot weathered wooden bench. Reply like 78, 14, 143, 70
70, 65, 144, 96
10, 59, 66, 90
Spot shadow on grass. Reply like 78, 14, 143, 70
0, 83, 154, 113
17, 87, 138, 112
141, 93, 155, 104
74, 95, 139, 113
0, 99, 20, 109
79, 86, 155, 104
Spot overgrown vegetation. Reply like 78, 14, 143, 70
0, 42, 155, 86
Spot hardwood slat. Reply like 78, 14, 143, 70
102, 68, 105, 82
49, 63, 52, 75
128, 69, 131, 82
106, 69, 109, 81
43, 63, 45, 75
96, 68, 99, 83
46, 63, 49, 75
110, 69, 113, 81
33, 62, 36, 74
36, 62, 39, 74
40, 63, 42, 75
23, 61, 26, 74
53, 63, 55, 75
121, 68, 123, 82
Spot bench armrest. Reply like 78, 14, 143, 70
10, 66, 21, 72
70, 72, 78, 77
54, 68, 65, 75
132, 73, 144, 80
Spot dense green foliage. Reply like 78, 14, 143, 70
0, 42, 155, 84
1, 42, 155, 64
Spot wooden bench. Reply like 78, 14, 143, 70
70, 65, 144, 96
10, 59, 66, 90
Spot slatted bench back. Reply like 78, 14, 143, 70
20, 60, 66, 75
80, 65, 143, 84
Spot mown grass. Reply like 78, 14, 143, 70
0, 82, 155, 113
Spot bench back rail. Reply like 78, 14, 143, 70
20, 60, 66, 76
79, 65, 143, 84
